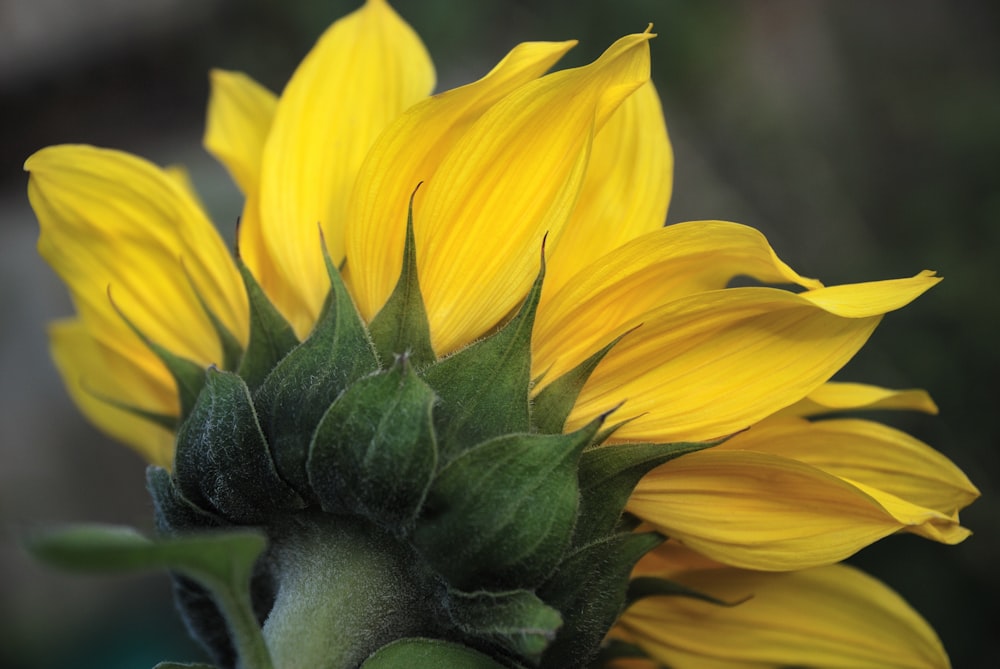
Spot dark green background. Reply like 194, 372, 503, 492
1, 1, 996, 667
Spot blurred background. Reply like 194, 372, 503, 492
1, 0, 997, 667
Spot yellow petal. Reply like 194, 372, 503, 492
259, 0, 434, 331
204, 69, 277, 195
627, 449, 957, 570
50, 320, 175, 467
545, 80, 673, 296
416, 31, 654, 353
721, 417, 979, 519
619, 563, 951, 669
777, 381, 939, 417
344, 39, 577, 321
27, 145, 248, 364
566, 274, 935, 442
534, 221, 822, 382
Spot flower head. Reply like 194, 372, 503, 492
26, 1, 976, 667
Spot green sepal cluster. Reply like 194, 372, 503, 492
91, 223, 720, 669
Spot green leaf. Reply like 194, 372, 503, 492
361, 638, 510, 669
254, 250, 379, 494
538, 532, 662, 669
573, 441, 713, 548
308, 356, 438, 527
415, 417, 601, 590
174, 368, 304, 522
236, 260, 300, 390
447, 589, 562, 663
626, 575, 750, 609
368, 193, 436, 369
420, 258, 544, 463
531, 330, 631, 435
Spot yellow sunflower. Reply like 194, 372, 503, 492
25, 1, 977, 667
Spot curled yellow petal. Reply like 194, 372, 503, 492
778, 381, 939, 417
545, 80, 673, 297
344, 39, 578, 321
50, 320, 175, 467
619, 562, 951, 669
259, 0, 434, 334
27, 144, 248, 364
627, 449, 957, 570
534, 221, 822, 383
416, 31, 653, 353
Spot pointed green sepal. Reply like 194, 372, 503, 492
573, 441, 714, 548
236, 260, 300, 390
83, 383, 178, 431
368, 193, 436, 369
446, 589, 562, 664
109, 288, 206, 419
308, 356, 438, 528
420, 257, 545, 463
361, 638, 510, 669
147, 466, 224, 534
182, 261, 244, 373
531, 330, 631, 435
254, 249, 379, 495
538, 532, 662, 669
626, 575, 750, 608
416, 416, 602, 590
175, 368, 304, 523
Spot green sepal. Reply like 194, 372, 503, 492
421, 258, 544, 463
147, 466, 224, 534
308, 356, 438, 528
254, 251, 379, 495
367, 195, 436, 369
182, 263, 244, 373
83, 383, 178, 432
539, 532, 661, 669
446, 589, 562, 664
626, 575, 749, 608
361, 638, 511, 669
174, 368, 304, 523
573, 441, 713, 548
236, 260, 300, 390
531, 331, 630, 435
109, 289, 206, 419
416, 416, 601, 590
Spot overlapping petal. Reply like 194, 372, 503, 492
778, 381, 939, 417
258, 0, 434, 334
414, 31, 654, 353
27, 145, 248, 366
344, 39, 578, 320
619, 559, 950, 668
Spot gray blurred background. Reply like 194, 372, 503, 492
2, 1, 997, 667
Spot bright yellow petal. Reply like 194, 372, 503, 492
534, 221, 822, 382
545, 80, 673, 296
344, 39, 577, 321
50, 320, 175, 467
416, 31, 654, 353
628, 449, 942, 570
258, 0, 434, 333
721, 417, 979, 519
619, 563, 951, 669
27, 145, 248, 364
777, 381, 939, 417
204, 68, 277, 195
565, 273, 937, 441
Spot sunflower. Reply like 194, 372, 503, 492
25, 1, 976, 667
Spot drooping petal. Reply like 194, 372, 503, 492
344, 39, 577, 320
50, 320, 175, 467
777, 381, 939, 417
416, 31, 654, 353
258, 0, 434, 334
619, 563, 951, 669
27, 145, 248, 364
720, 417, 979, 519
627, 449, 961, 570
534, 220, 822, 382
564, 273, 939, 442
545, 80, 673, 296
